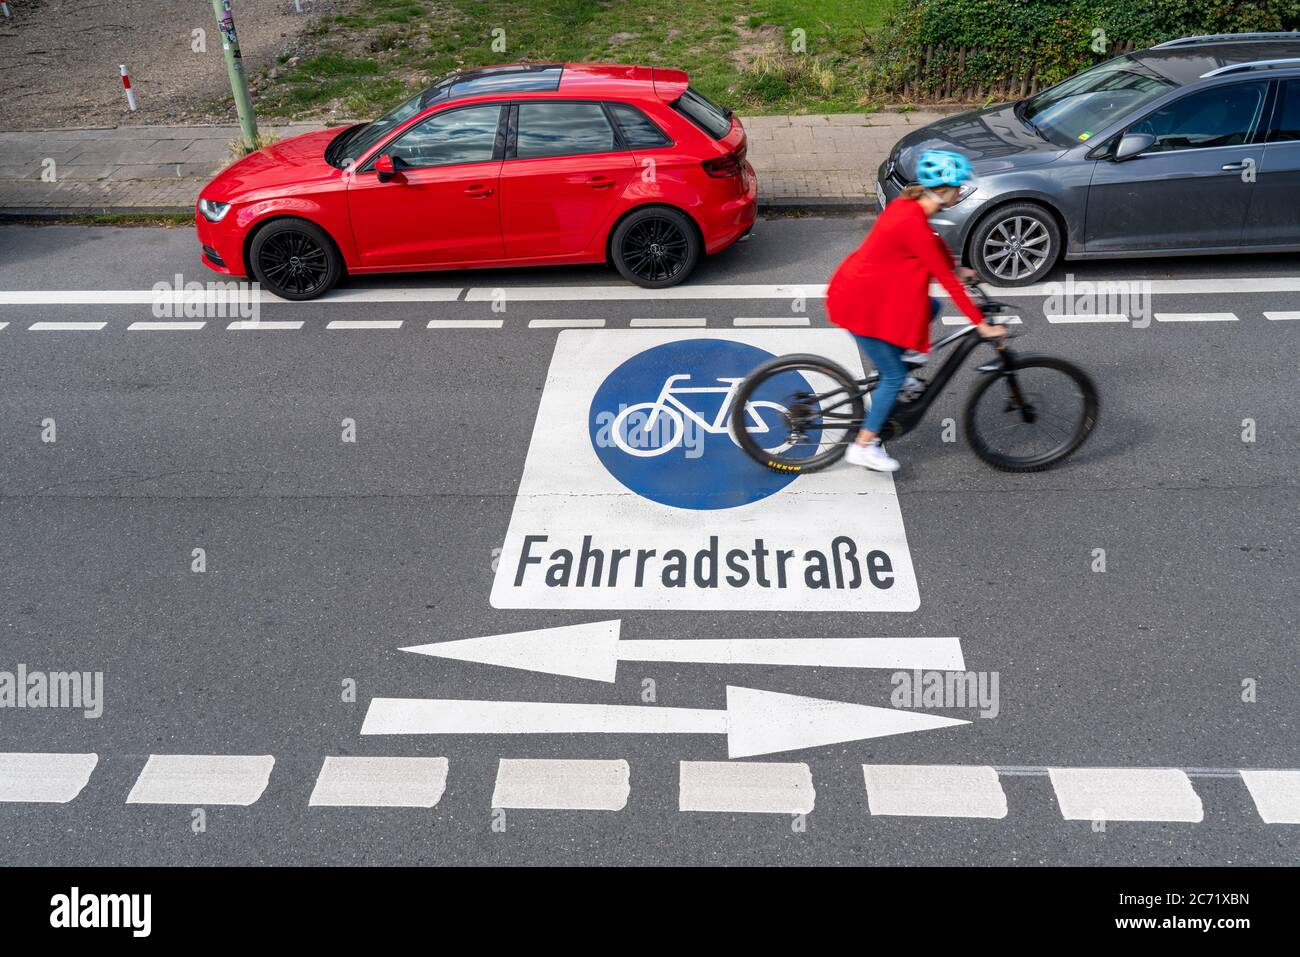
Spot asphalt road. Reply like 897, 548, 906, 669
0, 218, 1296, 865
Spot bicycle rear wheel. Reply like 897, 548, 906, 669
963, 354, 1098, 472
731, 354, 865, 473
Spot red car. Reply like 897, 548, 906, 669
196, 63, 757, 300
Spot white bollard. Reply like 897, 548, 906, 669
120, 64, 137, 111
294, 0, 302, 11
1, 3, 11, 19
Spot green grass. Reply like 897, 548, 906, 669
252, 0, 897, 120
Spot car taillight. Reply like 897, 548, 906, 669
702, 143, 746, 178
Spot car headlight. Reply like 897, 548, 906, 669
198, 198, 231, 223
949, 183, 978, 205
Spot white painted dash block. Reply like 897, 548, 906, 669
491, 758, 629, 810
309, 756, 449, 808
1240, 769, 1300, 824
679, 760, 815, 814
863, 764, 1007, 818
1048, 768, 1203, 822
126, 754, 274, 806
0, 753, 98, 803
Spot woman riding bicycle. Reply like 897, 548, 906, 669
827, 149, 1006, 472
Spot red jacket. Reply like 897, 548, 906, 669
826, 197, 983, 352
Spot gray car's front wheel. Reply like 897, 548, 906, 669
969, 203, 1061, 287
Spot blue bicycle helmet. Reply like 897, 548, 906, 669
915, 149, 974, 188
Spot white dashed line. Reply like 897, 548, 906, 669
527, 318, 606, 328
1047, 768, 1203, 822
1240, 769, 1300, 824
1046, 313, 1129, 324
733, 316, 811, 327
942, 314, 1021, 325
28, 321, 107, 331
0, 322, 8, 331
125, 754, 275, 806
227, 320, 304, 331
127, 321, 206, 331
0, 753, 98, 803
863, 764, 1007, 819
490, 758, 630, 810
308, 756, 449, 808
1264, 311, 1300, 321
427, 319, 503, 329
679, 760, 815, 814
1155, 312, 1237, 322
326, 320, 403, 330
629, 317, 707, 327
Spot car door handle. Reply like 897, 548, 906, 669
586, 176, 615, 189
464, 185, 494, 197
1220, 161, 1251, 171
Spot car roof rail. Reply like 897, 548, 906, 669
1200, 57, 1300, 78
1156, 32, 1300, 48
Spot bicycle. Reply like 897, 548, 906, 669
611, 373, 791, 457
729, 283, 1099, 473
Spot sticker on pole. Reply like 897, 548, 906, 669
491, 330, 919, 612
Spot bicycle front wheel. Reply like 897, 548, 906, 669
962, 354, 1098, 472
731, 354, 865, 473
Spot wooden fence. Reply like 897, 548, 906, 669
899, 40, 1138, 100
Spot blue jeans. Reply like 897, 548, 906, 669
853, 298, 940, 435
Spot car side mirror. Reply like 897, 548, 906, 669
1114, 132, 1156, 162
374, 154, 403, 183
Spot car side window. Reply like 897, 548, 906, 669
1128, 82, 1267, 152
385, 105, 502, 168
1271, 79, 1300, 143
607, 102, 672, 148
515, 102, 617, 159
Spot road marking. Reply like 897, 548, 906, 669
942, 314, 1021, 325
28, 321, 107, 331
1046, 313, 1128, 324
0, 322, 8, 331
125, 754, 274, 806
1239, 769, 1300, 824
733, 316, 811, 327
1155, 312, 1237, 322
1047, 768, 1203, 822
862, 764, 1008, 818
490, 758, 630, 810
1264, 311, 1300, 321
227, 320, 304, 331
326, 319, 403, 330
308, 756, 449, 808
0, 753, 98, 803
527, 318, 606, 328
466, 284, 824, 302
362, 686, 967, 759
402, 620, 965, 682
630, 317, 707, 327
427, 319, 503, 329
0, 288, 463, 306
127, 321, 206, 331
679, 760, 815, 814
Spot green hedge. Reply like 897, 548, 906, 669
871, 0, 1300, 95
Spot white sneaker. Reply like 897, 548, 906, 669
844, 440, 900, 472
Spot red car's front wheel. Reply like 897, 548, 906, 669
249, 218, 342, 301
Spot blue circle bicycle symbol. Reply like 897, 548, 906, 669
588, 339, 819, 510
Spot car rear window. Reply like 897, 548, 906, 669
672, 87, 733, 139
607, 102, 672, 148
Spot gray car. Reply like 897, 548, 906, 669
877, 33, 1300, 285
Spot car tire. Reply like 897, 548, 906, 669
610, 207, 701, 288
249, 218, 342, 301
969, 203, 1061, 287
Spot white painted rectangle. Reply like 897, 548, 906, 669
733, 316, 811, 327
942, 314, 1021, 325
327, 320, 403, 330
1240, 769, 1300, 824
227, 320, 303, 331
491, 758, 630, 810
528, 318, 606, 328
427, 319, 503, 329
1046, 313, 1128, 324
0, 322, 9, 331
127, 321, 206, 331
465, 284, 826, 302
28, 321, 106, 331
1155, 312, 1237, 322
1048, 768, 1203, 822
308, 756, 449, 808
679, 760, 814, 814
1264, 311, 1300, 321
0, 753, 97, 803
863, 764, 1007, 818
630, 317, 707, 327
126, 754, 274, 806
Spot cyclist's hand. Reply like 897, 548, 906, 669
957, 266, 978, 282
976, 322, 1008, 339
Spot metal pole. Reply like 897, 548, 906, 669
211, 0, 260, 153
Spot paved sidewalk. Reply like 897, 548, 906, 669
0, 111, 948, 216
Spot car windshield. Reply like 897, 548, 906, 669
326, 89, 431, 169
1018, 55, 1176, 144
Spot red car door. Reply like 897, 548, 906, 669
348, 103, 505, 267
499, 101, 636, 259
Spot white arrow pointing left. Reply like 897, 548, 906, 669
361, 686, 969, 759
